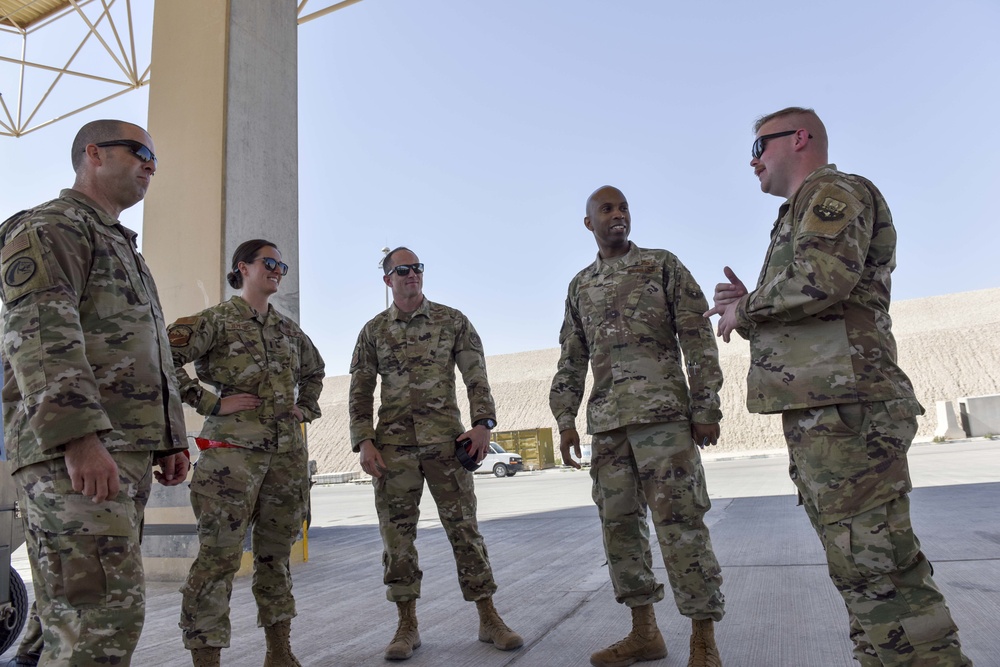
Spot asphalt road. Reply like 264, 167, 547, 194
308, 438, 1000, 527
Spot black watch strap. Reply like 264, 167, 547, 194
473, 418, 496, 430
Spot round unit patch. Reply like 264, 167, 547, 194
4, 257, 36, 287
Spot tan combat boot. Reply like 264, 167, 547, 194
590, 604, 667, 667
190, 647, 221, 667
475, 597, 523, 650
687, 618, 722, 667
384, 599, 421, 660
263, 619, 302, 667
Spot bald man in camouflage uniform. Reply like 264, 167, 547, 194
349, 247, 522, 661
709, 106, 972, 666
168, 242, 325, 667
0, 119, 189, 666
551, 186, 725, 667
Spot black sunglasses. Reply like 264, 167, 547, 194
93, 140, 158, 167
388, 263, 424, 276
751, 130, 811, 160
251, 257, 289, 275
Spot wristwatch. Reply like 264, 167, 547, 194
473, 418, 496, 430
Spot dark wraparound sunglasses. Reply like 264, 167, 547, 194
751, 130, 812, 160
251, 257, 289, 275
93, 140, 158, 167
389, 263, 424, 276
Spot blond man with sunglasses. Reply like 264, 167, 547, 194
707, 107, 973, 666
349, 247, 522, 661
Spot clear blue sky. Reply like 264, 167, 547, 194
3, 1, 998, 375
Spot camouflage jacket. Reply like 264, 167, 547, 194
168, 296, 325, 453
735, 165, 919, 414
349, 298, 497, 450
550, 243, 723, 435
0, 189, 187, 471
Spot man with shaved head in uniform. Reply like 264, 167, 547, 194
0, 119, 188, 665
551, 187, 725, 667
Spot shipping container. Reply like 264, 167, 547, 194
492, 427, 555, 470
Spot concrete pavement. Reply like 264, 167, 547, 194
3, 439, 997, 666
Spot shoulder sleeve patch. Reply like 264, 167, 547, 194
799, 182, 864, 237
173, 316, 200, 325
168, 324, 195, 347
0, 230, 52, 303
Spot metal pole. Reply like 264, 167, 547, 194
380, 247, 390, 309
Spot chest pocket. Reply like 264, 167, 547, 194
758, 218, 795, 288
87, 225, 149, 319
578, 265, 665, 339
212, 320, 268, 391
276, 321, 302, 379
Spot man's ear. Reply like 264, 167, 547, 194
793, 128, 811, 151
584, 215, 594, 231
83, 144, 103, 166
382, 274, 392, 288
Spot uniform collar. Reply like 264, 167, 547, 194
778, 163, 839, 222
592, 241, 639, 274
231, 294, 277, 325
389, 296, 430, 323
61, 188, 138, 243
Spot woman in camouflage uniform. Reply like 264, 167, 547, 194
167, 239, 325, 667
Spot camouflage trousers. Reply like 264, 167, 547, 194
14, 450, 154, 667
180, 445, 309, 649
373, 442, 497, 602
13, 600, 43, 660
590, 422, 724, 620
783, 401, 972, 666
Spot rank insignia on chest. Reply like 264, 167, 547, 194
813, 197, 848, 221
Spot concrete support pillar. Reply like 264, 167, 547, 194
139, 0, 300, 581
143, 0, 299, 323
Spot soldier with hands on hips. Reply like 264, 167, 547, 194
349, 246, 522, 662
705, 106, 972, 666
169, 239, 325, 667
0, 119, 189, 666
551, 186, 725, 667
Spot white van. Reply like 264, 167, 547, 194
476, 442, 524, 478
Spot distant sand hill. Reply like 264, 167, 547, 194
307, 288, 1000, 474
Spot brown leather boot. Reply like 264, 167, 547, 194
687, 618, 722, 667
590, 604, 667, 667
475, 597, 523, 650
190, 647, 221, 667
384, 599, 421, 660
263, 619, 302, 667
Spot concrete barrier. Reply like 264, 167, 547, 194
958, 394, 1000, 437
935, 400, 967, 440
312, 471, 361, 485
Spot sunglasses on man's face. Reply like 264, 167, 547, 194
252, 257, 289, 275
751, 130, 812, 160
388, 263, 424, 277
93, 140, 158, 167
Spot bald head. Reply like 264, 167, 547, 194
71, 120, 143, 172
586, 185, 626, 217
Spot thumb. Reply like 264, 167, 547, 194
723, 265, 745, 289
